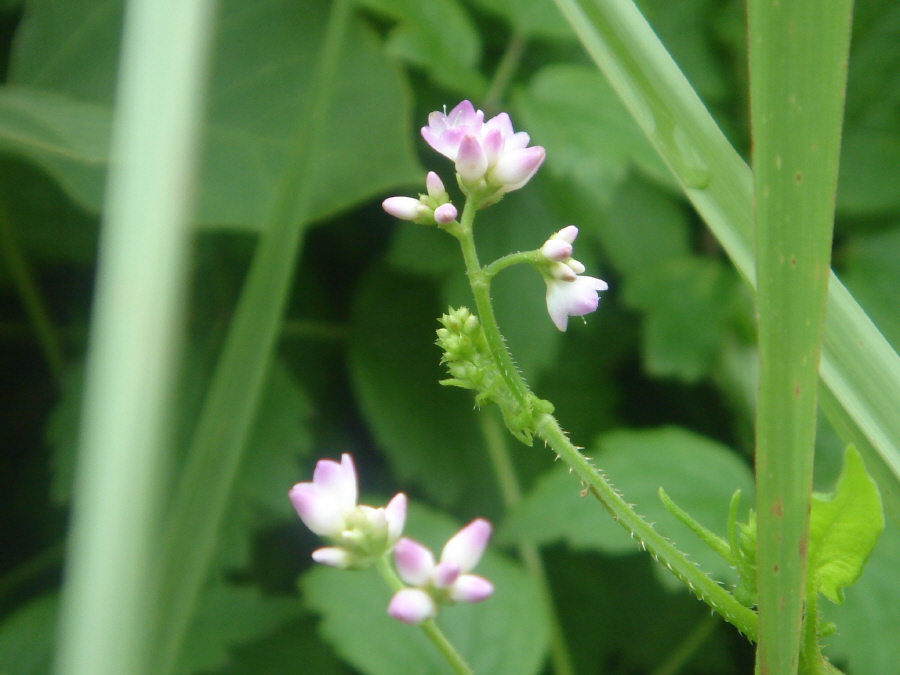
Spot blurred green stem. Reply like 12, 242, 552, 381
478, 408, 576, 675
483, 30, 528, 113
374, 557, 475, 675
649, 614, 718, 675
0, 192, 65, 385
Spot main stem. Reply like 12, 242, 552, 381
453, 197, 758, 639
374, 557, 475, 675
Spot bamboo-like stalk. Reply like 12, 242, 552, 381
52, 1, 217, 674
748, 0, 853, 672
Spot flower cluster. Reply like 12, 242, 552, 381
290, 454, 494, 625
421, 100, 545, 204
382, 171, 458, 225
289, 454, 406, 569
388, 519, 494, 624
539, 226, 608, 331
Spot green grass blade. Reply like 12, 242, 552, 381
51, 1, 217, 674
150, 2, 352, 673
552, 0, 900, 521
748, 0, 853, 672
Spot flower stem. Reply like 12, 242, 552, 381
478, 408, 576, 675
483, 30, 528, 114
374, 557, 476, 675
455, 197, 532, 412
481, 249, 543, 280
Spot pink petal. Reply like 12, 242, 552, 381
383, 196, 426, 221
446, 100, 482, 129
545, 281, 572, 332
385, 493, 408, 543
554, 225, 579, 244
450, 574, 494, 603
434, 203, 458, 224
440, 518, 492, 573
482, 112, 514, 139
491, 146, 545, 191
289, 483, 345, 536
541, 239, 573, 262
394, 537, 435, 586
426, 171, 446, 199
481, 128, 505, 168
388, 588, 437, 625
432, 561, 461, 589
455, 134, 488, 185
311, 546, 352, 568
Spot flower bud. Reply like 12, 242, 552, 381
434, 203, 458, 224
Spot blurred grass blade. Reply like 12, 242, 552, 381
52, 0, 217, 674
552, 0, 900, 520
151, 2, 352, 673
748, 0, 853, 671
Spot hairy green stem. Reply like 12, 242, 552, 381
455, 198, 531, 411
481, 249, 543, 280
374, 557, 475, 675
452, 199, 758, 639
478, 409, 576, 675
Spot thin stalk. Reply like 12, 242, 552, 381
0, 192, 66, 385
478, 409, 576, 675
748, 0, 853, 671
481, 249, 542, 280
455, 198, 531, 411
453, 220, 758, 639
151, 2, 352, 673
482, 30, 528, 114
374, 557, 475, 675
52, 0, 216, 673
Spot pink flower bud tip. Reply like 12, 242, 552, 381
434, 203, 457, 224
383, 196, 426, 221
388, 588, 437, 625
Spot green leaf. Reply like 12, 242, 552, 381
808, 446, 884, 605
347, 266, 499, 515
623, 255, 740, 382
466, 0, 573, 40
7, 0, 421, 229
500, 426, 755, 588
174, 585, 302, 675
356, 0, 486, 95
823, 520, 900, 675
0, 593, 56, 675
513, 65, 674, 205
302, 503, 549, 675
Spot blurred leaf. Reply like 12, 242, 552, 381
0, 593, 55, 675
837, 131, 900, 214
514, 65, 674, 204
624, 256, 739, 382
44, 357, 310, 562
8, 0, 421, 229
206, 615, 348, 675
357, 0, 486, 96
840, 225, 900, 351
0, 87, 108, 216
347, 266, 499, 516
466, 0, 573, 40
824, 521, 900, 675
175, 585, 301, 675
500, 426, 755, 589
302, 502, 548, 675
808, 446, 884, 605
636, 0, 728, 102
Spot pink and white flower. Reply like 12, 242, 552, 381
289, 454, 407, 568
539, 226, 608, 331
387, 519, 494, 625
421, 101, 545, 200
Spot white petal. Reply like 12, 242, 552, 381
440, 519, 492, 573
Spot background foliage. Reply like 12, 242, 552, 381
1, 0, 898, 673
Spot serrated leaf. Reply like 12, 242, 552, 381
809, 446, 884, 605
0, 594, 56, 675
7, 0, 421, 229
823, 520, 900, 675
500, 427, 755, 588
514, 65, 674, 204
301, 503, 548, 675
